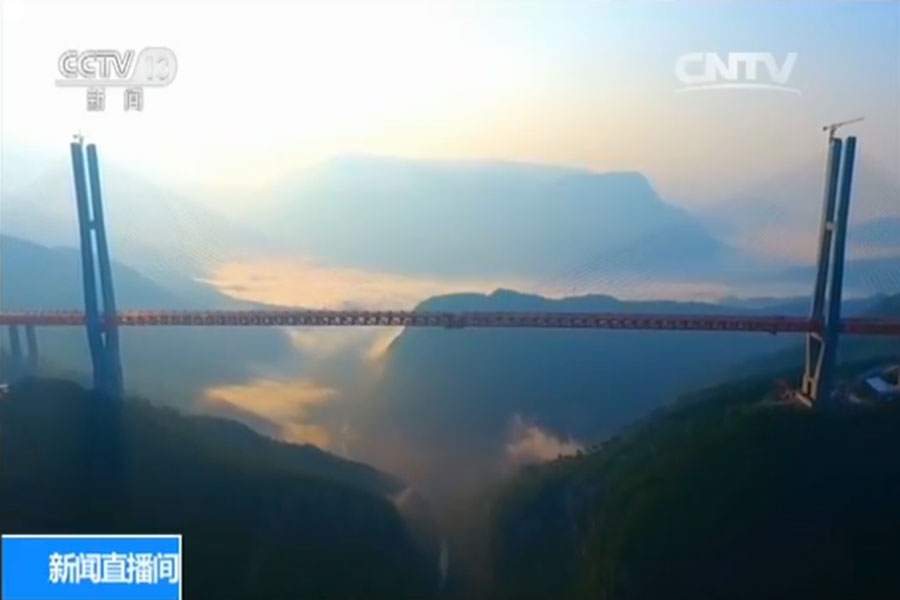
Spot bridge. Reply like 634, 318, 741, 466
1, 132, 895, 406
1, 310, 899, 335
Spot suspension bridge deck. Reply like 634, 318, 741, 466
1, 310, 899, 335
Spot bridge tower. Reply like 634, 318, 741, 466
69, 138, 123, 397
799, 133, 858, 407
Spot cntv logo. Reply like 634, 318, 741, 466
675, 52, 799, 94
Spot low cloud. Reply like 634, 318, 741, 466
504, 415, 581, 467
203, 258, 766, 312
286, 327, 403, 363
203, 258, 533, 310
204, 378, 337, 448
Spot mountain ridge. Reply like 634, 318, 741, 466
263, 156, 760, 281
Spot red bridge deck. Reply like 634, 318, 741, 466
1, 310, 899, 335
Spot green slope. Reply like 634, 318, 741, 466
490, 362, 900, 600
0, 379, 438, 599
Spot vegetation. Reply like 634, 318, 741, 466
0, 379, 438, 599
490, 361, 900, 599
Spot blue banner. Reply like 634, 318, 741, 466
2, 535, 181, 600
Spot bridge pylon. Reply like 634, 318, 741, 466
69, 138, 123, 398
799, 134, 858, 407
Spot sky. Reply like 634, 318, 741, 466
2, 0, 898, 212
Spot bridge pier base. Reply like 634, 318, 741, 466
4, 325, 41, 383
6, 325, 23, 382
25, 324, 38, 375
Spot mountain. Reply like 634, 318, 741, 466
2, 234, 184, 309
347, 290, 889, 594
262, 156, 758, 281
852, 217, 900, 248
699, 155, 899, 265
772, 256, 900, 296
0, 378, 438, 599
698, 155, 899, 296
0, 157, 282, 284
0, 234, 294, 403
348, 289, 892, 501
490, 363, 900, 600
875, 293, 900, 315
700, 154, 899, 243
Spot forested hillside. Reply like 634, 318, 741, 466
490, 360, 900, 599
0, 379, 438, 599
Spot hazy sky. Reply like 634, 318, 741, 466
2, 0, 898, 212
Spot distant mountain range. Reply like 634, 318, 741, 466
700, 155, 898, 239
700, 155, 898, 256
0, 234, 294, 402
698, 155, 899, 296
854, 216, 900, 245
0, 160, 282, 285
6, 150, 891, 300
773, 255, 900, 296
261, 156, 764, 282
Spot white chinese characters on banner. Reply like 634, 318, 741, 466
49, 552, 179, 584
